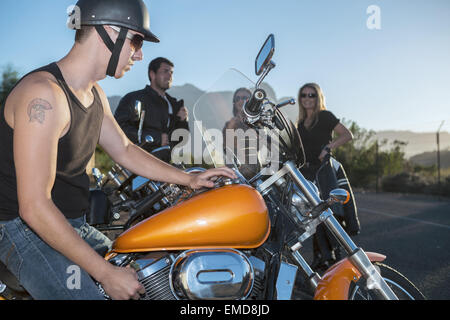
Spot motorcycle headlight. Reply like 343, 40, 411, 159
289, 180, 318, 224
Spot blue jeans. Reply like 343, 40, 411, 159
0, 215, 112, 300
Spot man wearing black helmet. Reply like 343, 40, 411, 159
0, 0, 236, 300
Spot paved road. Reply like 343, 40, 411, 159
294, 191, 450, 300
344, 191, 450, 300
355, 193, 450, 299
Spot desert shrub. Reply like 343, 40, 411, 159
381, 172, 428, 193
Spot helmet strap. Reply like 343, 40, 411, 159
95, 25, 128, 77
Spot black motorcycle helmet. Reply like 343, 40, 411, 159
73, 0, 160, 77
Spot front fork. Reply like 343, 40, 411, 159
284, 161, 398, 300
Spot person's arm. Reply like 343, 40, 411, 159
13, 78, 143, 300
329, 122, 353, 149
174, 106, 189, 131
97, 84, 236, 187
173, 99, 189, 133
318, 122, 353, 161
115, 95, 164, 147
114, 94, 140, 143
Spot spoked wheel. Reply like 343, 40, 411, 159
348, 262, 426, 300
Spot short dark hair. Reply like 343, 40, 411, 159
75, 26, 94, 43
148, 57, 174, 82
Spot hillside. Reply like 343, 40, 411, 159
374, 131, 450, 159
107, 83, 450, 159
276, 102, 450, 159
108, 95, 122, 113
409, 150, 450, 169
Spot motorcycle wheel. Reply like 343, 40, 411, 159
348, 262, 426, 300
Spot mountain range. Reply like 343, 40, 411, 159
108, 83, 450, 166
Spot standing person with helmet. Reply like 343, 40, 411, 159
0, 0, 235, 300
114, 57, 189, 162
296, 83, 357, 271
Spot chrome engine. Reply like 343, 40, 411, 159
136, 254, 175, 300
170, 249, 256, 300
109, 249, 265, 300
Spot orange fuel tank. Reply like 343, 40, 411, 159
112, 184, 270, 253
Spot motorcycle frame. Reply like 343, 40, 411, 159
245, 44, 397, 299
254, 193, 293, 299
256, 160, 399, 300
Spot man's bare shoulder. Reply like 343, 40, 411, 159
6, 71, 70, 129
12, 71, 65, 101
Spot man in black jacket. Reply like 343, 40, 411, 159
114, 57, 189, 162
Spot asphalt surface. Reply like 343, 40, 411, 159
352, 191, 450, 300
294, 191, 450, 300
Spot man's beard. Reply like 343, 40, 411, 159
157, 79, 171, 91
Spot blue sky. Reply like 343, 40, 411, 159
1, 0, 449, 132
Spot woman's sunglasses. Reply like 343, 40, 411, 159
300, 93, 317, 98
110, 26, 144, 51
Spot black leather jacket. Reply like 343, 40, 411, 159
114, 85, 189, 152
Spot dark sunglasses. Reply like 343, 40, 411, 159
300, 93, 317, 98
234, 95, 250, 103
110, 26, 144, 51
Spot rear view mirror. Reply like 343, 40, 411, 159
255, 34, 275, 76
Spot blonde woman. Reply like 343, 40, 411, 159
296, 83, 355, 271
297, 83, 353, 167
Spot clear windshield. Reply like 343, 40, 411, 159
192, 69, 280, 179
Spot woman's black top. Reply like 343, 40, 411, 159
0, 63, 104, 221
297, 110, 339, 166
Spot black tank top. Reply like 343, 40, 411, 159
0, 62, 104, 220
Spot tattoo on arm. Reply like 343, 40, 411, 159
27, 98, 53, 124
